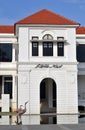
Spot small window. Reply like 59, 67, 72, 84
57, 37, 64, 41
49, 43, 53, 48
57, 42, 64, 56
43, 43, 47, 48
0, 76, 13, 99
43, 34, 53, 40
32, 42, 38, 56
4, 76, 13, 99
32, 36, 39, 40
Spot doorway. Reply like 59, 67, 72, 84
40, 78, 56, 113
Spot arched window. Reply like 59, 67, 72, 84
43, 34, 53, 40
42, 34, 53, 56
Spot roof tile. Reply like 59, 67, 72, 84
76, 27, 85, 34
0, 26, 14, 33
15, 9, 79, 25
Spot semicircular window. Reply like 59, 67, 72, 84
43, 34, 53, 40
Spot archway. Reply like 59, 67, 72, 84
40, 78, 56, 114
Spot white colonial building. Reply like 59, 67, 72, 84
0, 9, 85, 115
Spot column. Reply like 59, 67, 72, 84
12, 75, 17, 111
2, 94, 9, 112
53, 42, 57, 57
12, 44, 16, 62
39, 42, 42, 57
2, 94, 10, 124
47, 79, 53, 108
13, 75, 15, 100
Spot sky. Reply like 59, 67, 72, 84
0, 0, 85, 26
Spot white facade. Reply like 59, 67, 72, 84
0, 10, 85, 118
77, 34, 85, 108
17, 25, 78, 114
0, 33, 18, 111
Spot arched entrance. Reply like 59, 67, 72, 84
40, 78, 56, 113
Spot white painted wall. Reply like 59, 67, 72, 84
18, 27, 29, 62
76, 34, 85, 44
18, 26, 77, 63
18, 25, 78, 114
67, 28, 76, 61
57, 115, 78, 124
18, 64, 30, 113
0, 23, 83, 116
0, 33, 18, 111
18, 64, 78, 114
2, 94, 9, 112
0, 34, 17, 44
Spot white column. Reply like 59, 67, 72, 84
2, 95, 10, 123
53, 42, 57, 57
12, 75, 18, 112
2, 94, 9, 112
1, 116, 10, 125
13, 75, 15, 100
47, 79, 53, 108
39, 42, 42, 57
12, 44, 15, 62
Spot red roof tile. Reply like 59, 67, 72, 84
0, 26, 14, 33
76, 27, 85, 34
15, 9, 79, 25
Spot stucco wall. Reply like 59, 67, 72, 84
18, 26, 76, 63
18, 64, 78, 114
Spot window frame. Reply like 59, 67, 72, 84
57, 42, 64, 56
4, 76, 13, 99
77, 44, 85, 62
43, 42, 53, 56
32, 36, 39, 40
32, 42, 38, 56
0, 76, 13, 99
0, 43, 12, 62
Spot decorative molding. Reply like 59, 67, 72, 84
18, 62, 78, 65
35, 64, 63, 68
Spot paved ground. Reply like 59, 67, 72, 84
0, 124, 85, 130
